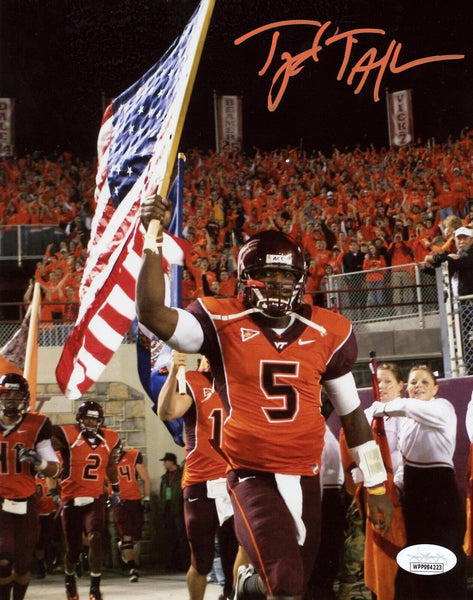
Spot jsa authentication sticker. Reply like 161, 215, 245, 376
397, 544, 457, 575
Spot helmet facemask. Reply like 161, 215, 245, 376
76, 402, 104, 437
79, 415, 101, 437
240, 268, 306, 318
0, 392, 28, 420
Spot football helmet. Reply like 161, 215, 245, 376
237, 230, 307, 317
76, 400, 104, 436
0, 373, 30, 419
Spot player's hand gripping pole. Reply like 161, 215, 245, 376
143, 218, 163, 256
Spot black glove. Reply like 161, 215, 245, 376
110, 482, 121, 506
110, 492, 121, 506
48, 489, 61, 506
143, 497, 151, 513
19, 447, 47, 471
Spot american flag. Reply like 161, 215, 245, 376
56, 0, 214, 399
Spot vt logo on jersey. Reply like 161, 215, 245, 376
274, 341, 289, 350
241, 328, 260, 342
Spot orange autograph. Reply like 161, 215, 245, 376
234, 20, 465, 111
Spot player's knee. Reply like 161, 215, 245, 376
0, 557, 13, 579
192, 557, 213, 576
88, 530, 102, 544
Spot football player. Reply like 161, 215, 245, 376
52, 401, 121, 600
111, 440, 151, 583
0, 373, 59, 600
137, 195, 393, 600
157, 351, 238, 600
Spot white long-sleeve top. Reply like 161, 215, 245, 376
372, 397, 457, 469
465, 392, 473, 442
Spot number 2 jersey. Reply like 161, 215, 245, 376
53, 424, 120, 502
187, 297, 357, 477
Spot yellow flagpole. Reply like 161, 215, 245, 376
144, 0, 216, 247
23, 281, 41, 411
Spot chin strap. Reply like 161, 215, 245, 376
208, 306, 329, 339
210, 307, 263, 321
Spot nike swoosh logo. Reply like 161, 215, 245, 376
238, 476, 256, 483
298, 339, 315, 345
188, 497, 199, 502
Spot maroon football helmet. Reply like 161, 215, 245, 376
237, 230, 307, 318
0, 373, 30, 419
76, 400, 104, 435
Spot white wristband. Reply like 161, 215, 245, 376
349, 440, 387, 488
143, 233, 163, 255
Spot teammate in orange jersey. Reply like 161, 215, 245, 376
137, 196, 393, 600
110, 441, 151, 583
52, 401, 121, 600
157, 351, 238, 600
0, 373, 60, 600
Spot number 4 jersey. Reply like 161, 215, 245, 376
188, 297, 356, 476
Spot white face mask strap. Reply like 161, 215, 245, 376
290, 312, 327, 336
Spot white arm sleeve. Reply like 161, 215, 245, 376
323, 372, 361, 416
36, 439, 60, 463
166, 308, 204, 353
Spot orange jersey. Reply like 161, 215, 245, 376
35, 474, 57, 515
115, 448, 143, 501
188, 298, 355, 476
53, 424, 120, 502
181, 371, 227, 488
0, 412, 53, 499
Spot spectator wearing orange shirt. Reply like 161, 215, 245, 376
181, 268, 197, 308
217, 269, 237, 297
435, 182, 459, 220
429, 214, 463, 255
37, 269, 69, 322
363, 243, 386, 307
387, 231, 415, 315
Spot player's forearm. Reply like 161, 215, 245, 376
339, 405, 374, 448
157, 375, 190, 420
136, 251, 176, 338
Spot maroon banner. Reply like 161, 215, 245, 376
214, 94, 242, 152
0, 98, 15, 156
387, 89, 414, 147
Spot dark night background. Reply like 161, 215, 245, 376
1, 0, 472, 158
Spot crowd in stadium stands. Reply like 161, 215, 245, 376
1, 126, 473, 320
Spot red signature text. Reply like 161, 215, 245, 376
234, 20, 465, 111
